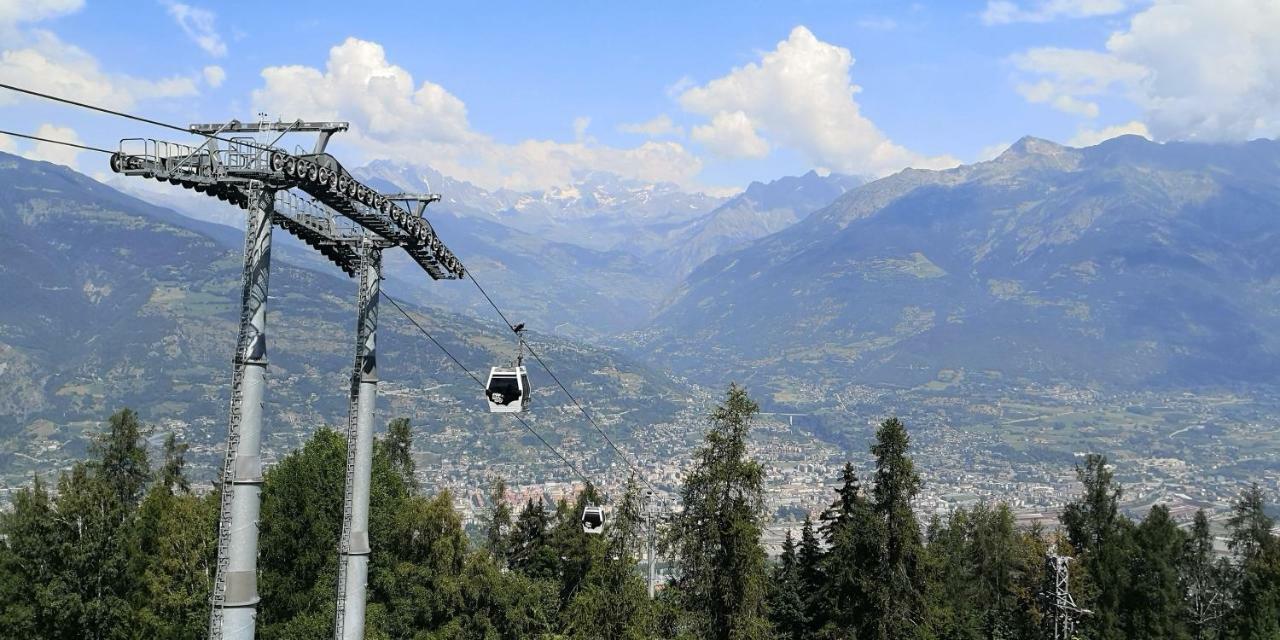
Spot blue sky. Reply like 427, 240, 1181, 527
0, 0, 1274, 193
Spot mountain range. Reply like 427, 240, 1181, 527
0, 151, 687, 483
645, 135, 1280, 394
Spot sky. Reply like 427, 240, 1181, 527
0, 0, 1277, 194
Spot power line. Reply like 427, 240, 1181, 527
381, 291, 595, 488
463, 270, 657, 493
0, 128, 114, 155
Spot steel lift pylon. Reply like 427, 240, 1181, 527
111, 119, 462, 640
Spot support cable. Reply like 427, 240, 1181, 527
463, 271, 657, 493
381, 291, 595, 488
0, 129, 114, 155
0, 83, 283, 155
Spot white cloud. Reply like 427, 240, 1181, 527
982, 0, 1139, 25
0, 0, 81, 29
678, 26, 957, 176
1013, 0, 1280, 142
977, 141, 1013, 161
252, 37, 704, 191
0, 131, 14, 153
164, 2, 226, 57
1068, 120, 1150, 146
690, 110, 770, 159
618, 114, 684, 138
572, 116, 590, 141
23, 123, 82, 169
0, 9, 199, 110
202, 64, 225, 88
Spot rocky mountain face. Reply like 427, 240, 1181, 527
644, 135, 1280, 392
664, 170, 863, 279
0, 152, 684, 480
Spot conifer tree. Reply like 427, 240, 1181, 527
159, 432, 190, 494
668, 383, 770, 640
509, 497, 556, 579
483, 477, 513, 565
381, 416, 415, 486
817, 463, 880, 638
870, 417, 926, 640
1225, 485, 1280, 640
1060, 453, 1132, 640
566, 476, 653, 639
768, 530, 810, 639
1125, 504, 1189, 639
1181, 510, 1229, 640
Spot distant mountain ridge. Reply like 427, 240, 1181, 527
644, 135, 1280, 392
0, 151, 685, 481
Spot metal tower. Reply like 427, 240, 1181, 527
111, 119, 463, 640
1043, 546, 1089, 640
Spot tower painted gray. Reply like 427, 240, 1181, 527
334, 245, 382, 640
211, 182, 274, 640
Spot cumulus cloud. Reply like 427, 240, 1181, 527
23, 123, 83, 169
572, 116, 591, 141
252, 37, 703, 191
982, 0, 1139, 25
0, 5, 198, 110
202, 64, 225, 87
618, 114, 683, 138
1013, 0, 1280, 142
0, 0, 81, 29
976, 141, 1014, 161
1068, 120, 1150, 146
678, 26, 957, 176
165, 2, 226, 57
0, 131, 14, 153
690, 110, 770, 159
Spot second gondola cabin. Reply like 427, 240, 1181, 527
485, 365, 530, 413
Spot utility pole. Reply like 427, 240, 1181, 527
111, 120, 462, 640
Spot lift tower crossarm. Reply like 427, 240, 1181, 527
109, 117, 465, 640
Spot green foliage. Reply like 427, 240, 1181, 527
483, 477, 513, 566
565, 477, 654, 639
668, 383, 770, 640
2, 404, 1279, 640
870, 417, 926, 640
1061, 453, 1132, 640
1225, 485, 1280, 640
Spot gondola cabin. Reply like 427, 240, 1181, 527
485, 366, 530, 413
581, 505, 604, 534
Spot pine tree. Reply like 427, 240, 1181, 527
1181, 510, 1228, 640
1224, 485, 1280, 640
870, 417, 926, 640
668, 383, 770, 640
509, 497, 557, 579
816, 463, 880, 638
93, 408, 151, 512
159, 432, 190, 494
0, 476, 59, 639
768, 531, 810, 639
381, 416, 415, 486
565, 476, 654, 639
1060, 453, 1132, 640
483, 477, 513, 566
1125, 505, 1189, 639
